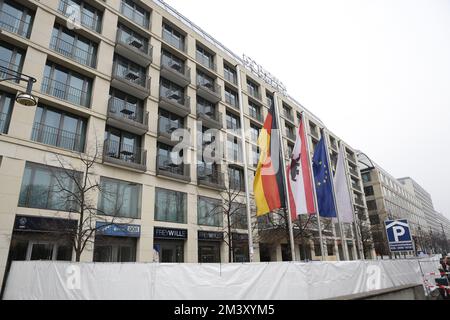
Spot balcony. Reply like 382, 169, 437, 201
0, 112, 10, 134
160, 59, 190, 87
197, 164, 225, 190
59, 0, 102, 33
157, 117, 188, 146
196, 54, 216, 72
249, 110, 264, 123
159, 91, 191, 117
286, 130, 296, 142
0, 8, 32, 38
111, 61, 151, 100
197, 82, 221, 103
197, 107, 222, 129
162, 30, 185, 52
156, 154, 190, 182
31, 123, 84, 152
115, 29, 152, 67
106, 97, 148, 135
50, 35, 96, 68
41, 76, 91, 107
120, 1, 149, 29
103, 139, 147, 172
283, 110, 295, 123
247, 89, 262, 102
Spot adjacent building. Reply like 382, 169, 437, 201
0, 0, 372, 290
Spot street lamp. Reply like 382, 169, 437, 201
0, 65, 37, 106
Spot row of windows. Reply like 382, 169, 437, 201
18, 162, 248, 228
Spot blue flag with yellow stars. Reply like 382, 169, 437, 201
312, 137, 337, 217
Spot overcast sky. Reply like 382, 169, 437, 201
164, 0, 450, 218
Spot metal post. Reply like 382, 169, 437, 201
273, 92, 296, 261
235, 65, 254, 262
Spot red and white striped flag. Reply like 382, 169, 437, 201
286, 115, 316, 220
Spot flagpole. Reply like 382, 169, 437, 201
301, 112, 325, 261
340, 140, 365, 260
235, 65, 254, 262
321, 128, 350, 260
273, 92, 296, 261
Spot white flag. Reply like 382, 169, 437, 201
334, 144, 354, 223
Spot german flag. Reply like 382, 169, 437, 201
253, 104, 286, 216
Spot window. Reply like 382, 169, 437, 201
249, 124, 260, 143
266, 93, 274, 107
0, 40, 24, 82
366, 200, 377, 211
94, 236, 136, 262
196, 44, 215, 70
0, 90, 14, 134
158, 108, 184, 133
104, 126, 143, 165
198, 196, 222, 226
162, 22, 185, 51
326, 242, 334, 256
314, 242, 321, 256
225, 87, 238, 107
230, 202, 247, 229
59, 0, 102, 33
369, 214, 380, 225
223, 63, 237, 84
157, 142, 185, 176
18, 162, 81, 211
226, 112, 240, 130
42, 62, 92, 107
0, 0, 34, 37
197, 96, 217, 118
113, 54, 147, 88
362, 172, 371, 183
161, 49, 185, 74
197, 70, 214, 89
121, 0, 149, 28
98, 177, 141, 218
32, 104, 86, 152
285, 123, 294, 139
228, 166, 244, 190
155, 188, 187, 223
109, 88, 145, 124
364, 186, 374, 196
250, 145, 260, 167
117, 23, 150, 55
247, 79, 259, 99
227, 136, 242, 163
160, 77, 185, 104
283, 103, 292, 119
50, 24, 97, 67
248, 100, 261, 121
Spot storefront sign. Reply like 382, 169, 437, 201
96, 222, 141, 238
232, 233, 249, 242
198, 230, 223, 241
14, 215, 77, 232
154, 227, 187, 240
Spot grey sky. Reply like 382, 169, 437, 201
165, 0, 450, 218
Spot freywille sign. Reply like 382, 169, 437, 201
154, 227, 188, 240
242, 54, 287, 96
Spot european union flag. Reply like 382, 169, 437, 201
312, 137, 337, 218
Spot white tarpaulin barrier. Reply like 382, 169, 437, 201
2, 257, 440, 300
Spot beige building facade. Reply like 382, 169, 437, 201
0, 0, 372, 289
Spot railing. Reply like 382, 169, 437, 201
283, 110, 294, 122
248, 88, 262, 101
349, 167, 359, 177
0, 8, 32, 38
162, 29, 185, 52
286, 130, 296, 141
58, 0, 102, 33
160, 58, 190, 79
160, 90, 190, 108
197, 164, 225, 187
229, 177, 245, 191
224, 72, 237, 85
310, 127, 319, 138
50, 35, 96, 68
41, 76, 91, 107
31, 122, 84, 152
108, 97, 147, 125
157, 117, 187, 139
112, 61, 148, 89
120, 1, 150, 28
197, 105, 221, 123
157, 154, 189, 177
0, 59, 22, 83
0, 112, 10, 134
197, 81, 221, 95
355, 198, 365, 206
116, 29, 152, 57
249, 110, 263, 122
196, 53, 216, 71
103, 138, 146, 166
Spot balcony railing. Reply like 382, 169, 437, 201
196, 54, 216, 72
156, 154, 190, 181
116, 29, 152, 59
310, 127, 319, 138
103, 138, 147, 171
197, 164, 225, 189
248, 88, 262, 101
112, 61, 149, 89
349, 167, 359, 177
50, 35, 96, 68
355, 198, 365, 206
0, 8, 32, 38
41, 76, 91, 107
31, 122, 84, 152
162, 30, 185, 52
59, 0, 102, 33
120, 1, 150, 28
0, 112, 10, 134
224, 72, 237, 85
249, 110, 263, 123
0, 59, 22, 83
196, 106, 222, 128
286, 130, 296, 141
161, 58, 190, 79
283, 110, 294, 122
108, 97, 147, 125
197, 81, 221, 103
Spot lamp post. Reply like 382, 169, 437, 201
0, 65, 37, 106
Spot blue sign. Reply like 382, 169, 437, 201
384, 219, 414, 252
96, 222, 141, 238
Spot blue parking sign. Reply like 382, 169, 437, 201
384, 219, 414, 252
